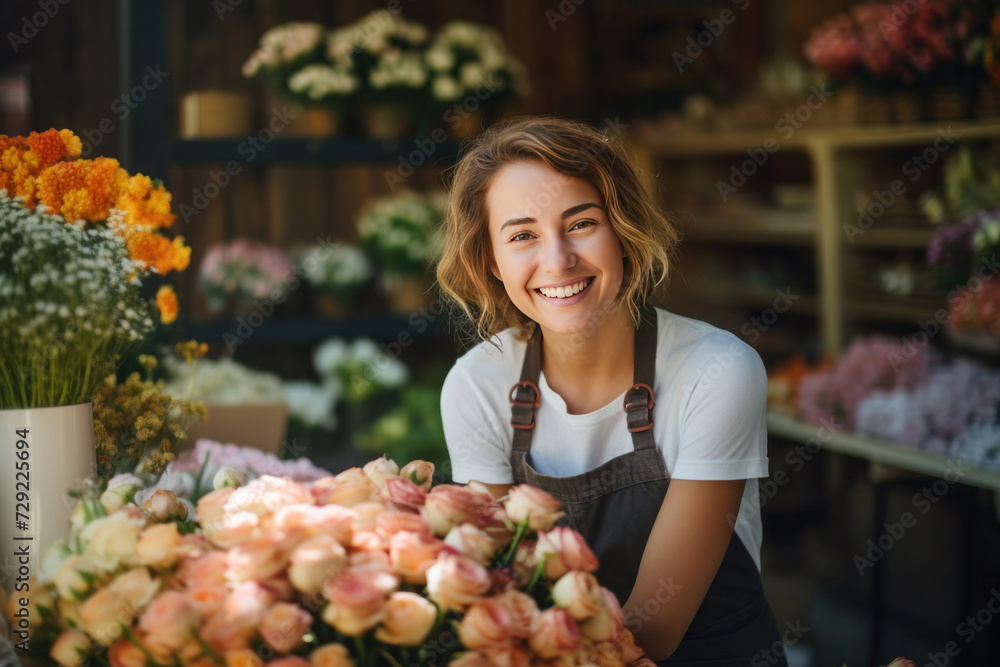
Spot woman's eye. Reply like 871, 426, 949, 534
510, 232, 533, 242
571, 219, 595, 231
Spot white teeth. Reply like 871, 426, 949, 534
538, 278, 591, 298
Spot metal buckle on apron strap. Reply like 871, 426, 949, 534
509, 380, 540, 430
623, 382, 655, 432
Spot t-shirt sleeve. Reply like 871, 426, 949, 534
671, 337, 770, 481
440, 362, 515, 485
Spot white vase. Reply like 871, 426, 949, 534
0, 402, 96, 595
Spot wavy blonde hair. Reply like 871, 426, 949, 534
435, 116, 679, 343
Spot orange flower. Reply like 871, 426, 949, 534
127, 232, 191, 275
118, 173, 176, 230
36, 158, 125, 222
156, 285, 179, 324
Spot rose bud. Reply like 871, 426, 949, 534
422, 484, 493, 537
536, 527, 599, 580
503, 485, 563, 532
457, 598, 516, 650
100, 474, 143, 513
578, 587, 625, 642
144, 489, 188, 522
425, 554, 491, 612
260, 602, 313, 653
213, 467, 248, 490
382, 475, 427, 512
445, 524, 497, 565
373, 591, 438, 647
494, 590, 540, 639
304, 504, 358, 546
50, 629, 91, 667
400, 460, 435, 490
363, 456, 399, 491
528, 608, 581, 659
389, 530, 448, 585
289, 534, 347, 595
350, 501, 387, 531
552, 571, 603, 620
309, 643, 356, 667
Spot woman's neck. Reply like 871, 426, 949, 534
539, 309, 636, 415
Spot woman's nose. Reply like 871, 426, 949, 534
540, 235, 576, 274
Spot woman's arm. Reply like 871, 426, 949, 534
622, 477, 747, 660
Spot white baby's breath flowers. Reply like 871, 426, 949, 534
288, 63, 359, 101
298, 242, 373, 297
282, 380, 339, 431
242, 21, 326, 77
356, 191, 444, 276
162, 356, 285, 405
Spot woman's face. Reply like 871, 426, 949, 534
486, 160, 625, 338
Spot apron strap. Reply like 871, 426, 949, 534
509, 309, 658, 454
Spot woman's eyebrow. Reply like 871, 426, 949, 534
500, 202, 603, 231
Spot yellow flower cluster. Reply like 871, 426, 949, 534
1, 128, 191, 284
91, 355, 207, 478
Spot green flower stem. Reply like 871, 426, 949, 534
502, 517, 530, 567
525, 558, 545, 594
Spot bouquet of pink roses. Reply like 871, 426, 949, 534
8, 457, 650, 667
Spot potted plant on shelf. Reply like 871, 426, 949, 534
197, 238, 295, 317
0, 128, 189, 566
355, 190, 444, 313
296, 241, 374, 317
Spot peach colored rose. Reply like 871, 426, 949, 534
289, 534, 347, 594
351, 529, 386, 553
268, 658, 310, 667
363, 456, 399, 490
224, 648, 264, 667
389, 530, 448, 585
311, 469, 375, 507
579, 587, 625, 642
226, 537, 288, 582
494, 590, 540, 639
309, 643, 355, 667
457, 597, 515, 650
375, 510, 432, 539
260, 573, 298, 601
50, 629, 91, 667
612, 629, 646, 665
196, 487, 235, 539
81, 511, 144, 572
134, 522, 183, 569
475, 504, 515, 549
537, 527, 598, 580
304, 503, 358, 545
139, 591, 199, 653
382, 475, 428, 512
80, 588, 131, 645
174, 550, 228, 590
221, 581, 278, 629
260, 602, 313, 653
350, 501, 388, 531
229, 476, 314, 516
593, 638, 644, 667
445, 524, 497, 565
425, 554, 491, 612
53, 554, 99, 600
504, 486, 564, 532
552, 571, 603, 620
400, 460, 435, 490
321, 570, 398, 636
108, 638, 148, 667
143, 489, 188, 522
447, 653, 492, 667
528, 608, 581, 659
178, 532, 215, 559
373, 591, 437, 647
347, 549, 393, 574
199, 615, 253, 655
186, 584, 229, 616
481, 641, 531, 667
212, 510, 262, 548
422, 484, 493, 537
270, 503, 316, 543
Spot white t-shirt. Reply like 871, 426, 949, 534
440, 308, 770, 570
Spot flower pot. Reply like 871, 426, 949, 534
180, 90, 253, 138
361, 104, 412, 139
447, 110, 485, 139
180, 402, 290, 455
287, 105, 342, 138
0, 402, 96, 593
380, 274, 433, 314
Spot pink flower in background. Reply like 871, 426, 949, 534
804, 14, 862, 79
198, 239, 295, 312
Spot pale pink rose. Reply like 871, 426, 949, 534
400, 460, 435, 490
494, 590, 539, 639
80, 588, 132, 645
108, 568, 160, 613
321, 570, 398, 636
447, 653, 492, 667
579, 587, 625, 642
457, 597, 515, 650
512, 539, 541, 584
196, 487, 235, 539
373, 591, 437, 647
221, 581, 277, 629
186, 584, 230, 616
212, 510, 262, 548
363, 456, 399, 490
347, 549, 393, 574
381, 475, 427, 512
528, 608, 581, 659
50, 629, 91, 667
224, 648, 264, 667
445, 524, 496, 565
422, 484, 493, 537
143, 489, 188, 522
375, 510, 432, 539
350, 501, 388, 531
226, 537, 288, 582
552, 571, 603, 620
108, 638, 148, 667
199, 615, 253, 655
260, 602, 312, 653
304, 504, 357, 545
259, 573, 297, 601
351, 529, 386, 553
311, 473, 376, 507
309, 643, 355, 667
289, 534, 347, 594
228, 476, 314, 516
481, 641, 531, 667
139, 591, 199, 653
389, 530, 448, 585
270, 503, 317, 545
134, 522, 183, 569
425, 554, 491, 612
504, 486, 563, 532
476, 504, 515, 549
174, 551, 229, 590
537, 527, 598, 580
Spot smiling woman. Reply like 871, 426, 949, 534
435, 117, 788, 664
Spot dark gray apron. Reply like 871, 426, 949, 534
508, 312, 787, 666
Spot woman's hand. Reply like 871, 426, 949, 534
622, 478, 747, 660
471, 481, 513, 501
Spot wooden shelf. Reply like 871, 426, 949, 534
678, 284, 818, 314
766, 412, 1000, 493
846, 226, 936, 248
169, 137, 463, 165
681, 211, 816, 246
844, 299, 942, 322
